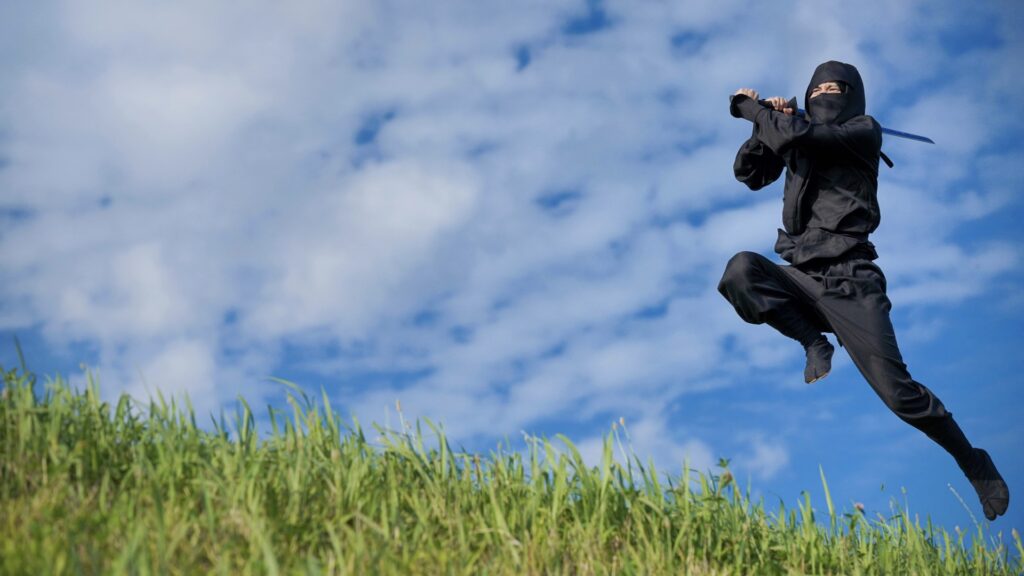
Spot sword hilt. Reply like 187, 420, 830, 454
729, 94, 799, 118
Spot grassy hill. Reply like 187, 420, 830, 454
1, 364, 1020, 574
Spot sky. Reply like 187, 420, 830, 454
1, 0, 1022, 538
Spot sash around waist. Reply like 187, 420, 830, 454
775, 227, 876, 268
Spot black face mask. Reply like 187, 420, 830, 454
803, 61, 866, 126
807, 93, 849, 124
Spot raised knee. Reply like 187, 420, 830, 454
727, 251, 762, 270
719, 251, 762, 293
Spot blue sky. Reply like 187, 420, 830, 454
2, 0, 1022, 537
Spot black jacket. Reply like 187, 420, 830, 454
730, 61, 883, 267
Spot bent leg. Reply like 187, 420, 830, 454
718, 251, 830, 347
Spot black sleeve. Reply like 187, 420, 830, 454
733, 124, 785, 190
733, 96, 810, 155
733, 96, 881, 167
802, 117, 882, 171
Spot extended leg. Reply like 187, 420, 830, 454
817, 269, 1009, 519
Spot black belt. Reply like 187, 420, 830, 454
797, 242, 877, 272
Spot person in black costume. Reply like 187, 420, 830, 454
718, 60, 1009, 521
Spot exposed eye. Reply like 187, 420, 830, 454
811, 83, 844, 97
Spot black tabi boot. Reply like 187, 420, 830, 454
964, 448, 1010, 521
766, 309, 833, 384
803, 336, 834, 384
919, 415, 1009, 521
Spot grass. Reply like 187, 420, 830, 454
1, 363, 1021, 575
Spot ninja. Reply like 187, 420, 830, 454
718, 60, 1009, 521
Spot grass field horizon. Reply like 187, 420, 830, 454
2, 361, 1021, 574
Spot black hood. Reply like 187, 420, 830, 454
804, 60, 866, 125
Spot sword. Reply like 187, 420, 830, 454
756, 96, 935, 144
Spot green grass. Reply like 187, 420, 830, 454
1, 364, 1021, 575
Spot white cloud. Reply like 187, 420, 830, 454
576, 414, 716, 477
97, 66, 269, 186
59, 242, 188, 340
126, 338, 219, 410
248, 159, 480, 338
885, 243, 1018, 307
734, 434, 790, 480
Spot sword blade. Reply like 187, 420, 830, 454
751, 97, 936, 145
878, 127, 934, 145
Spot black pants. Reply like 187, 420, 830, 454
717, 250, 976, 469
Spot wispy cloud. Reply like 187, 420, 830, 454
1, 0, 1021, 493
